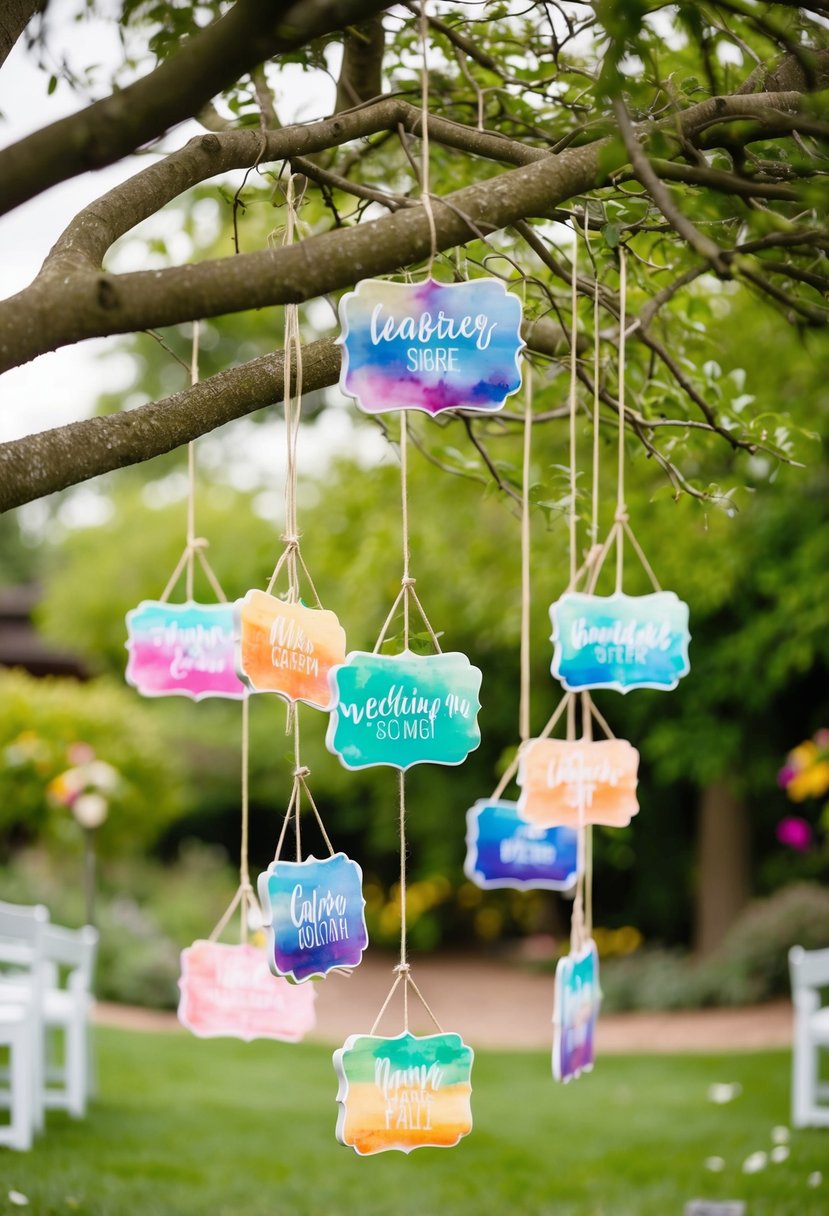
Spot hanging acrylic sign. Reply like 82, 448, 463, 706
518, 738, 639, 828
553, 940, 600, 1082
125, 601, 246, 700
177, 940, 316, 1042
257, 852, 369, 983
334, 1030, 474, 1155
464, 799, 578, 891
236, 591, 346, 710
338, 277, 524, 416
327, 650, 482, 771
550, 591, 690, 693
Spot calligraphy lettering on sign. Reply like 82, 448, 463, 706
257, 853, 368, 983
338, 278, 524, 416
517, 738, 640, 829
236, 591, 346, 710
177, 940, 316, 1042
464, 799, 578, 891
125, 601, 246, 701
550, 591, 691, 693
327, 650, 482, 771
553, 940, 601, 1082
334, 1031, 474, 1155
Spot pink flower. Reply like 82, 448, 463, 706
776, 817, 813, 852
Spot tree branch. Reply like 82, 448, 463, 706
0, 316, 570, 511
0, 0, 41, 69
0, 88, 812, 374
0, 0, 393, 217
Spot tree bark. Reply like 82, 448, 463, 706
0, 0, 42, 70
694, 780, 751, 957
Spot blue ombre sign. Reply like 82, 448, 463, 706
464, 800, 578, 891
553, 940, 600, 1083
257, 853, 368, 983
550, 591, 690, 693
327, 650, 482, 771
338, 278, 524, 415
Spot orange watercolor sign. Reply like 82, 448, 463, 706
177, 940, 316, 1042
517, 738, 639, 829
236, 591, 346, 710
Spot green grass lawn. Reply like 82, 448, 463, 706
0, 1028, 826, 1215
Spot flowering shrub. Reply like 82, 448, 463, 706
776, 729, 829, 852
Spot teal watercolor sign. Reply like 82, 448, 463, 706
550, 591, 691, 693
338, 277, 524, 416
327, 650, 482, 771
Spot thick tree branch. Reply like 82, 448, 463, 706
335, 17, 385, 111
0, 0, 392, 217
0, 0, 41, 69
0, 89, 811, 374
0, 316, 569, 511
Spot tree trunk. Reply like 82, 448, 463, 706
694, 780, 751, 957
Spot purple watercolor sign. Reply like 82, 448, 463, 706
552, 940, 601, 1083
338, 277, 524, 415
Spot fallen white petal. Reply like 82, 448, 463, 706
708, 1082, 743, 1105
771, 1146, 790, 1164
742, 1151, 768, 1174
808, 1172, 823, 1188
8, 1193, 29, 1207
704, 1157, 726, 1172
771, 1125, 790, 1144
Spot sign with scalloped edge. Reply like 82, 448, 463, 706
334, 1031, 474, 1155
327, 650, 482, 771
177, 940, 316, 1042
517, 738, 639, 829
236, 591, 346, 710
553, 939, 600, 1082
257, 852, 369, 983
125, 601, 246, 700
338, 277, 524, 416
550, 590, 691, 693
464, 799, 578, 890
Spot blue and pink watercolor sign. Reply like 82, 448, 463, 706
338, 278, 524, 415
125, 600, 245, 700
257, 853, 368, 983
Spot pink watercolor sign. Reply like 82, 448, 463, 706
177, 940, 316, 1042
126, 600, 245, 700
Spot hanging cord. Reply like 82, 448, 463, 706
615, 248, 627, 595
418, 0, 438, 278
568, 236, 579, 588
372, 411, 442, 655
264, 175, 323, 609
158, 321, 227, 605
209, 690, 260, 944
519, 359, 533, 746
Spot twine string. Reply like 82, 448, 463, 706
519, 359, 533, 745
615, 249, 627, 595
568, 237, 579, 588
418, 0, 438, 278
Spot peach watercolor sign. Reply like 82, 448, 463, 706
236, 591, 346, 710
517, 738, 639, 829
177, 940, 316, 1042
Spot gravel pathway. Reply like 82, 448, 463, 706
93, 952, 793, 1053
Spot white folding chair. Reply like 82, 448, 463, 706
789, 944, 829, 1128
0, 902, 48, 1149
40, 923, 99, 1119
